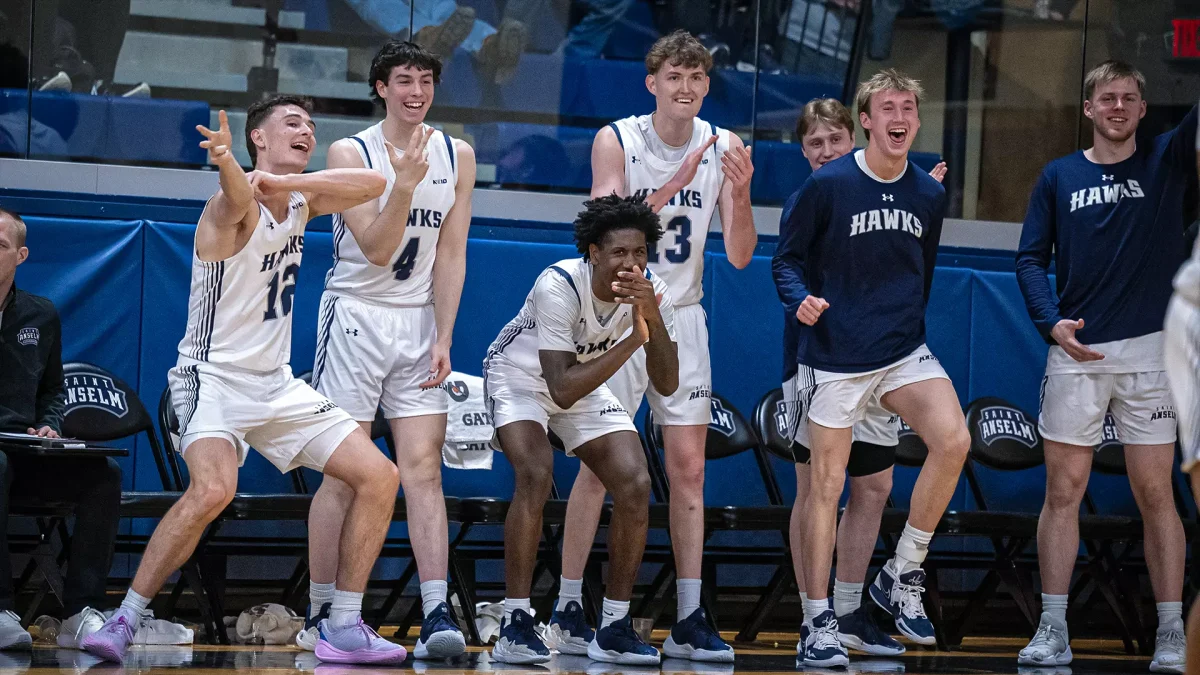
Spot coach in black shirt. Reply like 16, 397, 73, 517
0, 207, 122, 650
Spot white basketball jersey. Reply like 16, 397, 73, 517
609, 114, 728, 306
177, 193, 309, 372
484, 257, 673, 385
323, 122, 458, 307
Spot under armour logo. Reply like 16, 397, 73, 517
882, 194, 894, 202
631, 155, 640, 164
1102, 174, 1114, 181
345, 328, 359, 336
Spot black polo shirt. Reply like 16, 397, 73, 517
0, 284, 65, 434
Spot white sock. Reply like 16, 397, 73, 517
677, 578, 702, 619
893, 523, 933, 573
601, 597, 629, 628
119, 589, 151, 616
329, 589, 364, 628
1158, 601, 1183, 628
503, 597, 531, 624
803, 598, 830, 626
799, 591, 809, 603
1042, 593, 1068, 624
833, 580, 863, 617
309, 581, 335, 618
557, 577, 583, 612
420, 580, 448, 617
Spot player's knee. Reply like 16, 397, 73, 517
184, 480, 234, 520
853, 473, 893, 509
611, 466, 651, 505
1136, 483, 1177, 516
667, 453, 705, 493
1044, 474, 1087, 511
514, 462, 554, 499
809, 467, 844, 503
927, 422, 970, 463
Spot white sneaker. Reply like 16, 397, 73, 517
38, 71, 72, 92
1018, 613, 1072, 666
121, 82, 151, 98
296, 625, 319, 651
0, 611, 31, 650
1150, 619, 1186, 674
57, 608, 107, 649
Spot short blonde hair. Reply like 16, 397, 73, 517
645, 30, 712, 75
796, 98, 854, 139
855, 69, 923, 126
1084, 60, 1145, 101
0, 207, 25, 247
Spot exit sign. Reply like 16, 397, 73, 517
1174, 18, 1200, 57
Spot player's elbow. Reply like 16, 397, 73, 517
364, 173, 387, 199
548, 387, 578, 411
728, 250, 753, 270
653, 372, 679, 397
364, 247, 392, 267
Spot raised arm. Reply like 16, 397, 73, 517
424, 140, 476, 388
324, 126, 435, 264
717, 132, 756, 269
256, 168, 386, 220
195, 110, 258, 259
1165, 103, 1199, 172
591, 125, 628, 199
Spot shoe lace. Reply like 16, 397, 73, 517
893, 580, 927, 619
1026, 622, 1060, 651
1158, 628, 1185, 652
810, 621, 841, 651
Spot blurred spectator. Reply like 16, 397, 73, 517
563, 0, 636, 58
0, 207, 122, 651
342, 0, 538, 83
779, 0, 856, 76
2, 0, 143, 95
0, 44, 69, 157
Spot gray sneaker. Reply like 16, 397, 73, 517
0, 611, 32, 650
1150, 618, 1185, 674
1018, 613, 1072, 666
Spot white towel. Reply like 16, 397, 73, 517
441, 372, 495, 470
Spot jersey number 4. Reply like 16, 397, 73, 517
647, 216, 691, 264
263, 263, 300, 321
393, 238, 420, 281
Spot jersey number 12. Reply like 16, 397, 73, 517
647, 215, 692, 264
263, 263, 300, 321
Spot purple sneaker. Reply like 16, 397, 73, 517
314, 617, 407, 665
80, 610, 136, 664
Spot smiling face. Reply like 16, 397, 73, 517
378, 64, 435, 125
1085, 77, 1146, 145
647, 62, 709, 122
861, 89, 920, 160
801, 121, 855, 171
250, 104, 316, 172
589, 228, 649, 300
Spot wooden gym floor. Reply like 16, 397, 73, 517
0, 632, 1165, 675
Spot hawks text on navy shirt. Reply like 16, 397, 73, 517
1015, 106, 1198, 345
773, 152, 947, 374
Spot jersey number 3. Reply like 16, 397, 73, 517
393, 238, 420, 281
647, 216, 692, 264
263, 263, 300, 321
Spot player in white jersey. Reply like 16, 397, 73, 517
1165, 122, 1200, 675
486, 195, 678, 666
547, 30, 756, 663
82, 96, 407, 666
300, 41, 475, 660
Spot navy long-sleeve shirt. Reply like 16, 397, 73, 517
1015, 106, 1198, 345
773, 152, 947, 374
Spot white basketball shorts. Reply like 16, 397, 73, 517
797, 344, 950, 430
312, 293, 449, 421
608, 303, 711, 426
168, 360, 358, 472
782, 373, 898, 447
1166, 295, 1200, 470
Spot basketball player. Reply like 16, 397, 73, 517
1016, 61, 1194, 673
548, 30, 756, 663
299, 41, 474, 660
485, 195, 677, 665
775, 70, 966, 667
779, 98, 946, 658
80, 97, 406, 666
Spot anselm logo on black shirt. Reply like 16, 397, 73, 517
977, 406, 1037, 448
62, 374, 128, 418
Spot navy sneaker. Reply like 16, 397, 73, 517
802, 610, 849, 668
296, 602, 332, 651
587, 616, 660, 665
414, 601, 466, 659
869, 565, 936, 646
663, 608, 734, 663
547, 601, 594, 656
836, 605, 905, 656
492, 609, 551, 665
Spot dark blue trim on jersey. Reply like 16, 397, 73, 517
444, 133, 456, 173
483, 316, 536, 372
312, 294, 339, 387
178, 364, 200, 436
608, 123, 623, 149
349, 136, 372, 169
191, 260, 224, 361
548, 265, 581, 304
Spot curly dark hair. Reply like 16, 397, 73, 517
574, 194, 662, 259
245, 94, 313, 165
370, 40, 442, 105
